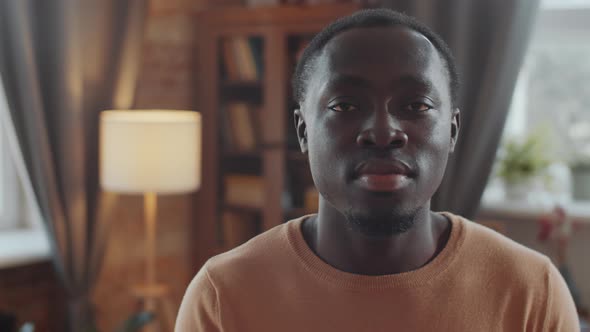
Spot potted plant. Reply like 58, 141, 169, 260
566, 120, 590, 201
570, 156, 590, 201
497, 130, 552, 201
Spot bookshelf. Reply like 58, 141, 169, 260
194, 4, 360, 261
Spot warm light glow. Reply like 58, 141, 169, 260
100, 110, 201, 194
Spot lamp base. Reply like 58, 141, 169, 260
131, 283, 175, 332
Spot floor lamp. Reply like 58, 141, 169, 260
100, 110, 201, 331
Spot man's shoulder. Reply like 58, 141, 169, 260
448, 214, 578, 330
177, 219, 304, 331
451, 213, 551, 280
204, 217, 302, 282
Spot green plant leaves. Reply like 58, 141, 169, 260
497, 129, 552, 184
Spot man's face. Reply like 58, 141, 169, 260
295, 26, 459, 236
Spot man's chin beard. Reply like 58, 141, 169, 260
343, 208, 417, 238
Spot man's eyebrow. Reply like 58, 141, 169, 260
326, 74, 372, 88
396, 75, 435, 92
326, 74, 435, 90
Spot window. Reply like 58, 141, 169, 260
484, 1, 590, 206
504, 2, 590, 159
0, 77, 49, 268
0, 81, 25, 230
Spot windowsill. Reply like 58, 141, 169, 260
477, 199, 590, 224
0, 227, 50, 269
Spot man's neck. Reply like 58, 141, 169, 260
301, 203, 451, 276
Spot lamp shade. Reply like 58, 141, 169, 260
100, 110, 201, 194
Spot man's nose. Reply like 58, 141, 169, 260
356, 104, 408, 148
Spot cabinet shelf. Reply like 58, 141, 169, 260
221, 80, 262, 88
195, 3, 360, 262
220, 82, 263, 103
222, 151, 262, 159
223, 204, 262, 214
220, 80, 262, 92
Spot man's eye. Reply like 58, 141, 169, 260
405, 102, 432, 112
328, 103, 358, 112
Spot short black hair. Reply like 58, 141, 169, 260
292, 8, 460, 108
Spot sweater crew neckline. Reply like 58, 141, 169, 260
286, 212, 466, 290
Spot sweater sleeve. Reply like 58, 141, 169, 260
175, 263, 222, 332
543, 260, 580, 331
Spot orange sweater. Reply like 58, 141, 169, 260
176, 213, 579, 331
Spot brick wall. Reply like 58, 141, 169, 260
93, 195, 197, 331
93, 0, 207, 330
134, 6, 200, 109
0, 262, 65, 332
0, 2, 205, 331
0, 1, 226, 331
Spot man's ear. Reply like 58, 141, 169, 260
450, 108, 461, 153
294, 108, 308, 154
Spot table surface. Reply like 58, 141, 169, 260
478, 199, 590, 224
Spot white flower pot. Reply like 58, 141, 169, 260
504, 177, 544, 202
571, 167, 590, 201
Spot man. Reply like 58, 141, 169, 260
176, 9, 579, 331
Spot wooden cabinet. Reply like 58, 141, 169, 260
194, 4, 360, 263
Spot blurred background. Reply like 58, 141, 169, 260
0, 0, 588, 331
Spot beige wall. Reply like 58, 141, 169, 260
0, 262, 65, 331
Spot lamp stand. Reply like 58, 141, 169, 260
131, 192, 175, 332
146, 192, 157, 298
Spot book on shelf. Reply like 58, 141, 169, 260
222, 39, 240, 81
221, 37, 263, 82
224, 175, 265, 208
222, 210, 258, 248
249, 38, 264, 79
234, 37, 257, 81
223, 102, 259, 153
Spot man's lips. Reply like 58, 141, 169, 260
355, 159, 414, 176
354, 159, 415, 192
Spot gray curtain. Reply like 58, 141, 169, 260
378, 0, 540, 218
0, 1, 146, 331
